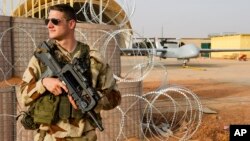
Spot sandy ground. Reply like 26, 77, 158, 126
127, 56, 250, 141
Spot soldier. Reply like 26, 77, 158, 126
20, 4, 121, 141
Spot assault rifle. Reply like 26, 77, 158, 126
34, 41, 104, 131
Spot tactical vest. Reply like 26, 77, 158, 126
33, 40, 92, 125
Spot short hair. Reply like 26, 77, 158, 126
48, 4, 77, 21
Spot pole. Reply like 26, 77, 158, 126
99, 0, 103, 24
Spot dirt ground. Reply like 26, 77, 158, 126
1, 57, 250, 141
143, 79, 250, 141
140, 57, 250, 141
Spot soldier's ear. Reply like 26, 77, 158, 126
68, 19, 76, 29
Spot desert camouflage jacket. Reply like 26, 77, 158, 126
20, 40, 120, 138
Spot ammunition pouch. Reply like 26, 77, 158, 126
34, 93, 60, 125
58, 94, 71, 120
58, 94, 83, 121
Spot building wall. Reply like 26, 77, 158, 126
240, 35, 250, 58
211, 35, 250, 59
0, 16, 13, 80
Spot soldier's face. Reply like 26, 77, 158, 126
46, 10, 71, 40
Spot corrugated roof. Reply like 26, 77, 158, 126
12, 0, 131, 29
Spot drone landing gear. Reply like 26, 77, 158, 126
182, 59, 189, 67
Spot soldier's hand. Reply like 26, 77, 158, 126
42, 77, 68, 96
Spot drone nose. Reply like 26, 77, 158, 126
179, 44, 200, 58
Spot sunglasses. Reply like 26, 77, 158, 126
45, 18, 62, 25
45, 18, 72, 26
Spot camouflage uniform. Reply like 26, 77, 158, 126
20, 40, 121, 141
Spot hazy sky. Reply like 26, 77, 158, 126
130, 0, 250, 38
1, 0, 250, 38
